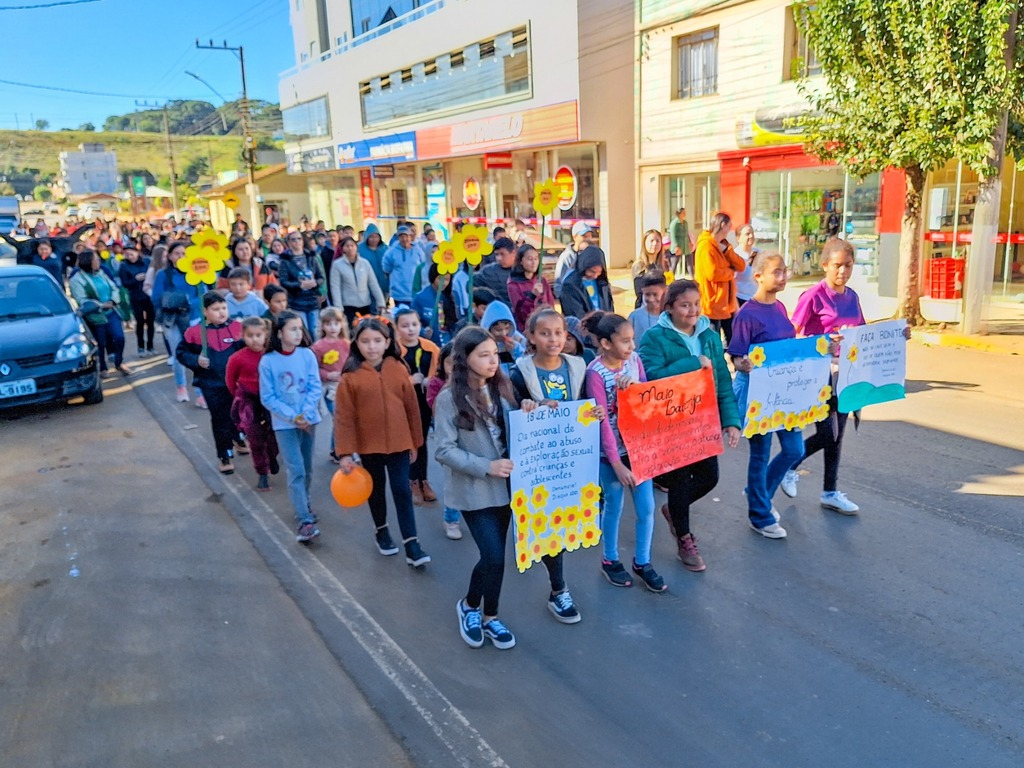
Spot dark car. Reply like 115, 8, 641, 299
0, 265, 102, 409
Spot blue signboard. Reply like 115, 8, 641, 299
337, 131, 417, 168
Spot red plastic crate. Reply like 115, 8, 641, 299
928, 257, 966, 299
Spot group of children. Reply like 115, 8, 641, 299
171, 233, 883, 651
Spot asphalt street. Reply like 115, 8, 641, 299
2, 341, 1022, 767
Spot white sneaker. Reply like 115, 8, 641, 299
444, 521, 463, 540
821, 491, 859, 515
750, 521, 788, 539
770, 506, 781, 523
781, 470, 800, 498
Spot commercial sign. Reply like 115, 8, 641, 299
463, 177, 482, 211
736, 106, 808, 148
372, 164, 395, 179
130, 176, 146, 197
554, 165, 577, 211
337, 131, 417, 168
359, 169, 377, 221
286, 146, 337, 173
416, 101, 579, 159
221, 192, 240, 209
484, 152, 513, 170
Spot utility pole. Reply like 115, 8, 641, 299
196, 39, 260, 230
137, 100, 180, 217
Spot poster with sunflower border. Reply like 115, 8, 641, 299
836, 319, 907, 413
742, 336, 833, 438
509, 399, 602, 573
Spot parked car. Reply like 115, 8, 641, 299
64, 206, 80, 218
0, 265, 101, 409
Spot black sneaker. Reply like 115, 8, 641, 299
601, 559, 633, 588
296, 522, 320, 543
456, 599, 484, 648
256, 474, 270, 492
631, 560, 667, 593
269, 456, 280, 475
404, 538, 431, 567
482, 618, 516, 650
547, 589, 581, 624
375, 526, 399, 556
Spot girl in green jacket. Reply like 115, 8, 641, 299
637, 279, 741, 572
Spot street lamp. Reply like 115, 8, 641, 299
184, 71, 230, 132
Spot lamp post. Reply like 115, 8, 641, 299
184, 71, 230, 132
195, 39, 260, 231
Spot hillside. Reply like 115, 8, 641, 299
0, 129, 249, 184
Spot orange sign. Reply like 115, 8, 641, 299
416, 101, 580, 159
554, 165, 577, 211
359, 169, 376, 221
617, 368, 724, 483
463, 177, 481, 211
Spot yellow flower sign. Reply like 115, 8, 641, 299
432, 240, 463, 275
179, 229, 229, 286
532, 178, 559, 217
453, 224, 493, 266
740, 337, 834, 439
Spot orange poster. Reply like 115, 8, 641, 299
618, 368, 724, 483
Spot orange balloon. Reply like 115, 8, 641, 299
331, 466, 373, 507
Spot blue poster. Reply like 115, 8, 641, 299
337, 131, 417, 168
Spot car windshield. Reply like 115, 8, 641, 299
0, 276, 71, 320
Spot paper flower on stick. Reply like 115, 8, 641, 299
453, 224, 492, 266
179, 229, 229, 285
432, 240, 464, 275
532, 178, 559, 217
847, 345, 859, 363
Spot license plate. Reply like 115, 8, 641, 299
0, 378, 37, 398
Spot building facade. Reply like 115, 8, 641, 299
60, 143, 118, 196
279, 0, 635, 265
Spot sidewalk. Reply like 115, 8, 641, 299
0, 378, 410, 767
607, 267, 1023, 355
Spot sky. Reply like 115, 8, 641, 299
0, 0, 293, 131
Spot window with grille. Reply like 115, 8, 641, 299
675, 28, 718, 100
786, 4, 821, 79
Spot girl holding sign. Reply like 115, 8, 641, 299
434, 327, 539, 649
638, 280, 741, 571
510, 307, 604, 623
782, 238, 909, 515
583, 311, 666, 592
728, 252, 802, 539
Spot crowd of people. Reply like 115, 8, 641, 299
26, 209, 886, 651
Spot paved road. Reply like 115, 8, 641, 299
4, 342, 1023, 767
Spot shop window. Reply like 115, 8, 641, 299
785, 5, 821, 80
674, 28, 718, 100
282, 96, 331, 140
391, 188, 408, 217
361, 17, 371, 34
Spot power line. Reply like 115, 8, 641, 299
0, 0, 99, 8
0, 77, 203, 100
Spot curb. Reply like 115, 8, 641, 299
914, 332, 1022, 356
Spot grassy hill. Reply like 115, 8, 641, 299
0, 129, 248, 183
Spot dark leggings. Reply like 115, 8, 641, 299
130, 294, 155, 351
793, 399, 848, 492
660, 455, 719, 537
410, 395, 431, 482
362, 451, 418, 541
711, 317, 733, 347
463, 505, 511, 616
343, 304, 371, 326
542, 552, 565, 593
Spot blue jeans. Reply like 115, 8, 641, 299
276, 427, 316, 526
299, 309, 319, 336
88, 310, 125, 370
462, 505, 511, 616
323, 396, 335, 453
599, 459, 656, 565
444, 507, 461, 523
163, 323, 188, 388
747, 429, 805, 528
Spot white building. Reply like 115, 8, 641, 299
279, 0, 635, 265
59, 143, 119, 196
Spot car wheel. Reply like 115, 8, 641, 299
81, 380, 104, 405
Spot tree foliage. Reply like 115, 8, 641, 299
798, 0, 1023, 179
102, 99, 283, 138
34, 119, 48, 131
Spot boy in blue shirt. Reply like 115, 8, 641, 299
225, 267, 268, 319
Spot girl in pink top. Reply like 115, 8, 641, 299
507, 244, 555, 331
311, 307, 351, 463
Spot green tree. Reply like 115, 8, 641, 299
34, 119, 48, 131
78, 122, 96, 132
33, 185, 52, 202
797, 0, 1023, 324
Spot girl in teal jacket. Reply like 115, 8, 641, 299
637, 279, 741, 573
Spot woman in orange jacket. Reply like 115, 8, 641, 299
694, 212, 746, 345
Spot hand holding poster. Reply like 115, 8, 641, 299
742, 336, 833, 438
836, 319, 907, 412
509, 400, 601, 573
618, 367, 724, 484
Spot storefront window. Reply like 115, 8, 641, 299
749, 167, 880, 277
662, 173, 720, 236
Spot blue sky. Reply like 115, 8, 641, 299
0, 0, 292, 131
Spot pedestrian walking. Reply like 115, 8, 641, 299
226, 317, 280, 492
311, 307, 350, 464
117, 244, 155, 357
393, 307, 440, 505
694, 212, 746, 345
69, 250, 130, 377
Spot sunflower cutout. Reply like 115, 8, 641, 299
815, 336, 830, 356
580, 482, 602, 506
758, 417, 772, 435
453, 224, 493, 267
818, 384, 832, 403
747, 401, 762, 420
748, 346, 767, 368
512, 489, 529, 515
179, 229, 229, 286
577, 404, 599, 428
564, 529, 580, 551
771, 410, 785, 428
531, 484, 549, 509
322, 349, 340, 366
432, 240, 464, 275
847, 344, 859, 363
546, 537, 562, 556
784, 412, 799, 430
580, 520, 601, 548
743, 421, 758, 439
564, 505, 579, 526
532, 178, 559, 217
530, 513, 547, 536
550, 508, 565, 529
